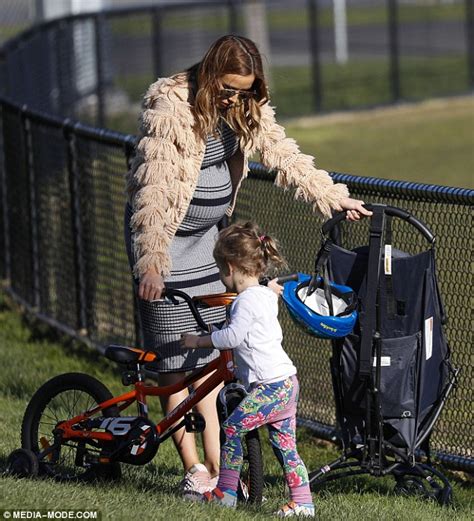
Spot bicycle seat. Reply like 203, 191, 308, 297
105, 344, 159, 365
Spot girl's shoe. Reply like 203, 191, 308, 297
202, 487, 237, 508
209, 474, 219, 490
275, 501, 315, 517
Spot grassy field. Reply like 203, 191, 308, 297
284, 96, 474, 188
108, 3, 465, 36
108, 94, 473, 190
113, 56, 470, 116
0, 294, 473, 520
269, 57, 469, 117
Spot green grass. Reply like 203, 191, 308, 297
270, 56, 469, 117
113, 55, 470, 121
284, 96, 474, 189
0, 24, 29, 42
268, 3, 465, 29
106, 3, 465, 36
0, 294, 473, 520
107, 94, 473, 190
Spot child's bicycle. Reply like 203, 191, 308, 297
7, 277, 295, 503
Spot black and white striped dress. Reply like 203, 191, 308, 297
125, 120, 239, 372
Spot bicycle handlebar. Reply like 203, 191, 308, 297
163, 288, 210, 331
163, 274, 299, 331
321, 203, 435, 244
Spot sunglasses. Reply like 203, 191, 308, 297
217, 87, 257, 101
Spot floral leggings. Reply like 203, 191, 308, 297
217, 375, 313, 504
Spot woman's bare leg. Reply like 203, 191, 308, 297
157, 371, 200, 472
193, 374, 223, 478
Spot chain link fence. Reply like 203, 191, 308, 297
0, 1, 473, 472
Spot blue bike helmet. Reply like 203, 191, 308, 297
282, 273, 358, 339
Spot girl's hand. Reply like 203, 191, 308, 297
267, 277, 283, 296
335, 197, 373, 221
180, 333, 199, 349
138, 267, 165, 301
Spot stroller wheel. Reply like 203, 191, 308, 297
436, 486, 453, 507
7, 448, 39, 478
394, 469, 453, 507
394, 476, 436, 501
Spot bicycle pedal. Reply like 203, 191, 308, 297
184, 412, 206, 433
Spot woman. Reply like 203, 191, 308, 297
124, 34, 370, 498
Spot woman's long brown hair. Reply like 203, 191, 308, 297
185, 35, 269, 147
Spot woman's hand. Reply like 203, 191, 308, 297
335, 197, 373, 221
138, 267, 165, 301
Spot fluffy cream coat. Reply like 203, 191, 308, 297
126, 75, 349, 279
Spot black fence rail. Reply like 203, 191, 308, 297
0, 1, 473, 473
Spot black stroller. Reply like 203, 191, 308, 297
307, 204, 459, 505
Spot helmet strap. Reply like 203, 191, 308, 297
307, 238, 335, 315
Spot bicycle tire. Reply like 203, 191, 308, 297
216, 388, 264, 504
242, 429, 264, 504
21, 372, 121, 482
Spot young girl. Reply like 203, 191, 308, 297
180, 222, 315, 517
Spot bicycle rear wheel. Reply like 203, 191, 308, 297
21, 372, 121, 481
240, 429, 264, 504
217, 385, 264, 504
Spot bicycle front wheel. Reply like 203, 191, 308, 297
21, 372, 121, 481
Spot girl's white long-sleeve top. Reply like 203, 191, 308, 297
211, 285, 296, 389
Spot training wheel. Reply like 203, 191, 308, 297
7, 448, 39, 478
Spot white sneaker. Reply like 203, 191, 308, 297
180, 463, 213, 500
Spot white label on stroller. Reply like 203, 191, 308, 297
384, 245, 392, 275
425, 316, 433, 360
373, 356, 391, 367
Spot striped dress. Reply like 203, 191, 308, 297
124, 120, 239, 372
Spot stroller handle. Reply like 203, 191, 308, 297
322, 203, 435, 244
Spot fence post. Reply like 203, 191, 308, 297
0, 104, 10, 282
54, 21, 66, 117
152, 8, 164, 79
94, 14, 105, 128
228, 0, 240, 34
387, 0, 401, 102
22, 109, 41, 309
308, 0, 323, 112
65, 122, 88, 334
467, 0, 474, 89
